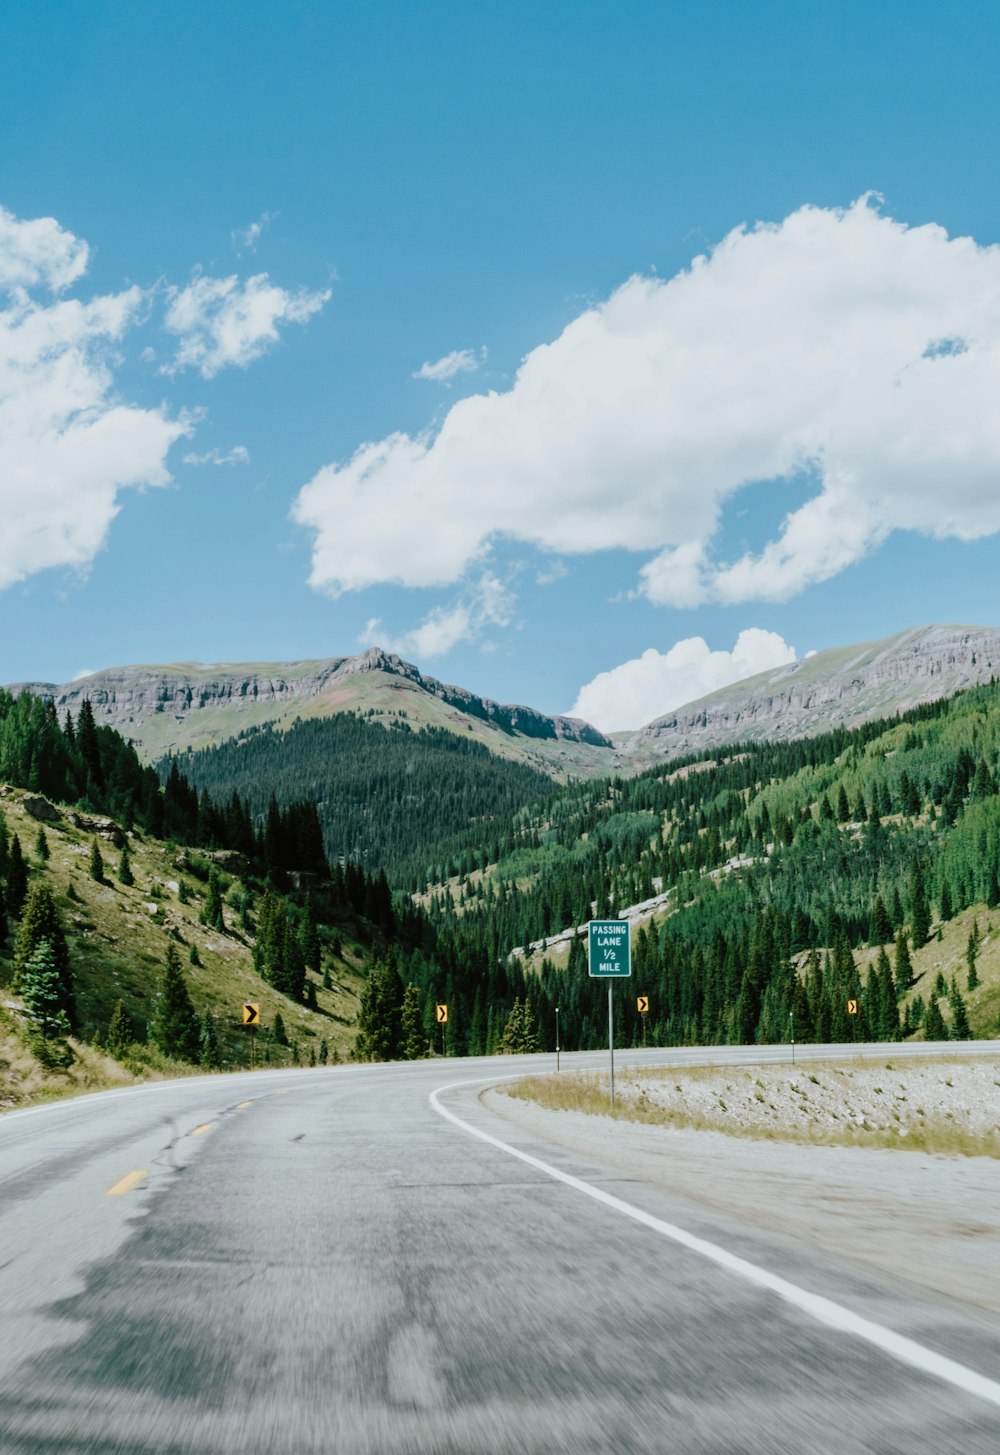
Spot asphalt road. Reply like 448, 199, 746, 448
1, 1042, 999, 1453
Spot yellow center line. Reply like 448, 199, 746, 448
275, 1089, 290, 1096
106, 1169, 148, 1197
236, 1100, 253, 1110
191, 1122, 216, 1136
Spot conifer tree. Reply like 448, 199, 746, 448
966, 920, 981, 990
89, 837, 105, 884
117, 842, 134, 887
200, 868, 225, 931
949, 983, 972, 1040
106, 999, 131, 1059
923, 993, 949, 1042
150, 943, 201, 1062
909, 864, 930, 949
189, 944, 201, 967
12, 881, 73, 1024
938, 877, 953, 923
869, 895, 892, 946
400, 983, 424, 1060
273, 1011, 288, 1046
298, 900, 321, 975
893, 931, 913, 999
318, 1038, 329, 1065
0, 878, 6, 948
353, 956, 403, 1061
19, 940, 72, 1043
34, 827, 49, 861
199, 1014, 223, 1068
836, 785, 851, 822
7, 834, 27, 918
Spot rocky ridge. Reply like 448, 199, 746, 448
622, 625, 1000, 765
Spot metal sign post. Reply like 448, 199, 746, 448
555, 1005, 561, 1073
587, 920, 631, 1108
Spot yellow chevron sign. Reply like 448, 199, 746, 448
242, 1003, 260, 1025
435, 1004, 448, 1024
636, 996, 649, 1014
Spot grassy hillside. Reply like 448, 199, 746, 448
0, 787, 365, 1108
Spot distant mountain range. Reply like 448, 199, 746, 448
11, 625, 1000, 780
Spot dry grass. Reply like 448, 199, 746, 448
0, 785, 366, 1110
507, 1056, 1000, 1158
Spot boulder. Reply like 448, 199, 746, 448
68, 812, 126, 847
23, 796, 62, 823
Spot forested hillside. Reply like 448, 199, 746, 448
407, 679, 1000, 1057
161, 714, 556, 876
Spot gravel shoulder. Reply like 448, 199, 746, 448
484, 1059, 1000, 1315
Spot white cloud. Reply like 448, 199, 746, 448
293, 197, 1000, 605
0, 205, 88, 292
358, 572, 515, 660
413, 346, 484, 383
183, 445, 251, 466
232, 212, 275, 253
569, 629, 797, 733
164, 272, 329, 379
0, 207, 188, 592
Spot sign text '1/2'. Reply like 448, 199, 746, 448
587, 920, 631, 978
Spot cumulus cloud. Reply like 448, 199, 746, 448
569, 629, 797, 732
293, 197, 1000, 605
360, 572, 515, 660
0, 208, 187, 592
0, 205, 89, 292
183, 444, 251, 466
413, 346, 485, 383
164, 272, 329, 378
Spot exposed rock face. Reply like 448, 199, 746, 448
9, 647, 612, 762
22, 796, 62, 823
622, 625, 1000, 762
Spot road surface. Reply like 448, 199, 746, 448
1, 1043, 998, 1452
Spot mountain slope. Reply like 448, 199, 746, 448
621, 625, 1000, 767
13, 649, 615, 780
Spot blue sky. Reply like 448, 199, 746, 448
5, 1, 1000, 730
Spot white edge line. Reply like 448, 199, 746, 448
430, 1076, 1000, 1412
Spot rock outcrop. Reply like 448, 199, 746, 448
621, 625, 1000, 764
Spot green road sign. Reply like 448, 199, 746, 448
588, 919, 631, 978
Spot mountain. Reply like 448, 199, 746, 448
12, 648, 616, 781
620, 625, 1000, 768
13, 625, 1000, 783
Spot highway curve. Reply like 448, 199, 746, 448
1, 1045, 999, 1453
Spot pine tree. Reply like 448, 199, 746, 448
353, 958, 403, 1061
19, 940, 71, 1040
199, 1014, 222, 1068
949, 984, 972, 1040
923, 993, 949, 1042
7, 834, 27, 917
189, 944, 201, 967
966, 920, 981, 990
89, 837, 105, 884
106, 1000, 131, 1059
150, 943, 201, 1062
400, 983, 424, 1060
869, 895, 892, 946
837, 785, 851, 822
938, 877, 953, 923
298, 900, 321, 975
34, 827, 49, 861
12, 881, 73, 1024
893, 931, 913, 999
178, 879, 190, 904
318, 1037, 329, 1065
200, 868, 225, 932
909, 864, 930, 949
117, 842, 134, 887
321, 965, 332, 991
273, 1010, 288, 1046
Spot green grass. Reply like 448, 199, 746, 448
0, 786, 365, 1109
